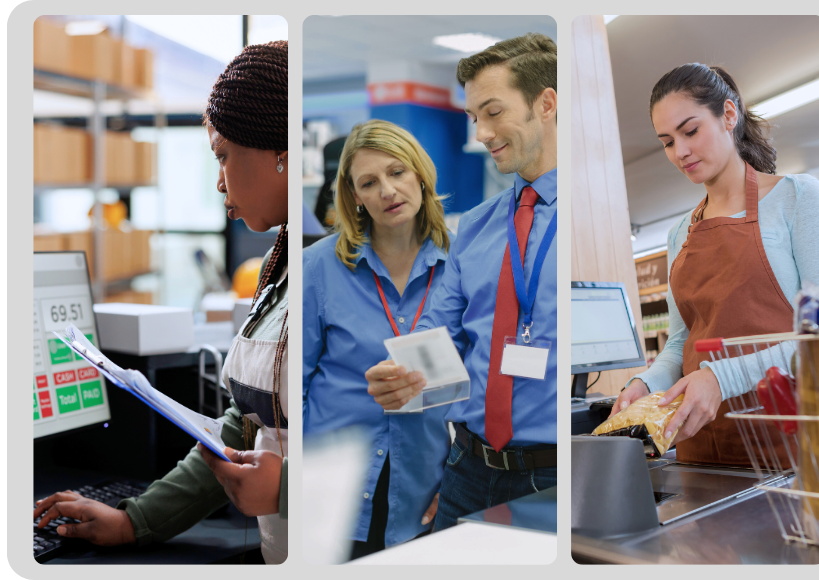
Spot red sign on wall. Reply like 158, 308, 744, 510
77, 367, 99, 381
36, 375, 49, 389
38, 391, 53, 418
368, 81, 457, 110
53, 370, 77, 386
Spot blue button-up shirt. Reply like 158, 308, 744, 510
303, 233, 451, 546
415, 170, 557, 446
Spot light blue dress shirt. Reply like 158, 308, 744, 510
414, 170, 558, 446
629, 173, 819, 399
303, 233, 451, 546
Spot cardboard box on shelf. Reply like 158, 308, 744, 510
34, 18, 71, 74
103, 228, 124, 280
134, 141, 156, 184
64, 126, 90, 184
69, 30, 115, 83
33, 234, 66, 252
64, 231, 95, 278
104, 290, 153, 305
131, 230, 153, 274
104, 132, 137, 185
134, 48, 154, 89
111, 38, 136, 88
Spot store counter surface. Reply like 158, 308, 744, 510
573, 468, 819, 564
352, 487, 556, 565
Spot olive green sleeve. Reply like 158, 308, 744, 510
117, 399, 246, 545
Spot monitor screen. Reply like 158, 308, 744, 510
34, 252, 111, 439
571, 282, 645, 373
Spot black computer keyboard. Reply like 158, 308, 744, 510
33, 480, 147, 563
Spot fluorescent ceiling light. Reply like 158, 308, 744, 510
604, 15, 619, 25
65, 21, 107, 36
433, 33, 502, 53
751, 78, 819, 119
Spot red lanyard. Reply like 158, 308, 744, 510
372, 265, 435, 337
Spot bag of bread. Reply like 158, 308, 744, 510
592, 391, 684, 458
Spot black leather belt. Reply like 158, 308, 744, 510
454, 423, 557, 471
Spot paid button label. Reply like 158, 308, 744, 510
80, 381, 104, 408
56, 385, 81, 414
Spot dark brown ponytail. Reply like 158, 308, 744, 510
649, 63, 776, 174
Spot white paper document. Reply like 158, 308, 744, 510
384, 327, 471, 413
54, 324, 230, 461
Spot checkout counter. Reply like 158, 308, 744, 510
352, 487, 557, 565
571, 440, 819, 564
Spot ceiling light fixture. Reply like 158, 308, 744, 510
433, 33, 502, 53
603, 15, 620, 25
751, 77, 819, 119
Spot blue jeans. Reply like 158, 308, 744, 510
433, 431, 557, 531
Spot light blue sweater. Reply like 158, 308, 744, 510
629, 173, 819, 399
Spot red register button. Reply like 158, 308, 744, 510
38, 391, 53, 418
53, 370, 77, 386
36, 375, 48, 389
77, 367, 99, 381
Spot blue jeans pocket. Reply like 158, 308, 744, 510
446, 438, 467, 467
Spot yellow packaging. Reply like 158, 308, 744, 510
798, 340, 819, 541
592, 391, 684, 456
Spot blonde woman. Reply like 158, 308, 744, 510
303, 119, 452, 559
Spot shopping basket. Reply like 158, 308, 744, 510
696, 332, 819, 547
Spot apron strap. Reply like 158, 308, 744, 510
744, 161, 759, 223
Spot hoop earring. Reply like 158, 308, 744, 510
357, 205, 363, 214
421, 181, 426, 192
277, 156, 284, 174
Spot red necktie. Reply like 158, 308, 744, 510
485, 186, 539, 452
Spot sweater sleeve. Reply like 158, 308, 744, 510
625, 216, 689, 393
117, 398, 246, 545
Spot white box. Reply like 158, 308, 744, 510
93, 303, 194, 355
233, 298, 253, 334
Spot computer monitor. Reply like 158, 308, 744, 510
571, 281, 645, 398
34, 251, 111, 439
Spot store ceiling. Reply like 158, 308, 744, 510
303, 15, 557, 82
606, 15, 819, 249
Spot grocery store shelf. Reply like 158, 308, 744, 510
34, 69, 156, 101
34, 182, 157, 194
638, 283, 668, 296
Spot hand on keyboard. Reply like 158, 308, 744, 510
33, 490, 137, 547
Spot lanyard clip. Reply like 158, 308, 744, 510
522, 322, 533, 344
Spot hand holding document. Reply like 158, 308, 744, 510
54, 324, 231, 461
383, 327, 470, 413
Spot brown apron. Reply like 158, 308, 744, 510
669, 162, 794, 467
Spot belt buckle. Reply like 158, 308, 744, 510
482, 443, 510, 470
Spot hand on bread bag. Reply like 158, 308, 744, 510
657, 367, 722, 444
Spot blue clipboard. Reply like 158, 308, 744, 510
54, 332, 232, 462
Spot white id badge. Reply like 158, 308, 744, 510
500, 337, 550, 379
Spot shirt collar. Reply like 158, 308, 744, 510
514, 168, 557, 205
354, 233, 447, 274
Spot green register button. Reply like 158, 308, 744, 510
34, 393, 39, 421
80, 381, 104, 408
48, 339, 74, 365
56, 385, 81, 414
74, 334, 96, 361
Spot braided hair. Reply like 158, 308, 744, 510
206, 42, 289, 455
206, 41, 288, 151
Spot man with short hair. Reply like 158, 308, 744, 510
366, 33, 558, 530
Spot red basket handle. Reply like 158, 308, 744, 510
695, 338, 724, 352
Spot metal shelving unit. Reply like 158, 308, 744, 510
34, 68, 166, 302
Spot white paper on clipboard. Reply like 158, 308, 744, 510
54, 324, 230, 461
383, 327, 470, 413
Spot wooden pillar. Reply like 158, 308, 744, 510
571, 16, 646, 396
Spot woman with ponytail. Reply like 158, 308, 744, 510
609, 63, 819, 467
33, 41, 290, 563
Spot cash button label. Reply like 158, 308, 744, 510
54, 370, 77, 386
80, 381, 104, 408
56, 386, 81, 414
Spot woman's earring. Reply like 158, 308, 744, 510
421, 181, 426, 192
277, 156, 284, 173
356, 205, 363, 214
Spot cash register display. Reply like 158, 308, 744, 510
571, 284, 643, 369
34, 252, 111, 439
